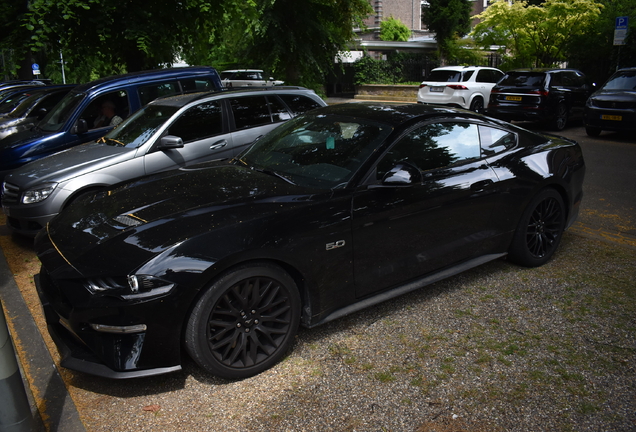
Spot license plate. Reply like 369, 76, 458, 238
429, 86, 445, 93
505, 96, 522, 101
601, 114, 622, 121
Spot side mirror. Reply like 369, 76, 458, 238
158, 135, 184, 150
71, 119, 88, 134
381, 162, 422, 186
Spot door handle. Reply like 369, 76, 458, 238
470, 179, 494, 191
210, 140, 228, 150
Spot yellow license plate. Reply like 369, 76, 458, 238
601, 114, 622, 121
505, 96, 522, 101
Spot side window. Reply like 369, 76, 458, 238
82, 90, 130, 130
167, 101, 223, 143
279, 94, 323, 115
377, 122, 481, 179
180, 78, 215, 93
479, 125, 516, 157
476, 70, 489, 83
462, 71, 475, 81
138, 82, 179, 106
267, 96, 293, 122
229, 96, 272, 129
549, 73, 562, 87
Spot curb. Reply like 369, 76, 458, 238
0, 249, 85, 432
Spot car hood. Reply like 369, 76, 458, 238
589, 89, 636, 101
43, 164, 321, 275
5, 141, 134, 188
0, 126, 49, 149
0, 118, 35, 140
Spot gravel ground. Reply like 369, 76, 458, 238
18, 230, 628, 432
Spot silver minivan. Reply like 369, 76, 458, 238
2, 87, 326, 236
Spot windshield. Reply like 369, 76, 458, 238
602, 71, 636, 90
426, 70, 464, 82
39, 92, 84, 132
0, 91, 36, 115
240, 113, 393, 189
4, 92, 42, 118
101, 104, 179, 148
499, 72, 546, 87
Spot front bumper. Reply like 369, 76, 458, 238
584, 107, 636, 132
35, 271, 183, 379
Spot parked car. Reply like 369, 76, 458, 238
486, 68, 592, 130
0, 85, 75, 140
584, 67, 636, 137
417, 66, 504, 113
221, 69, 284, 87
0, 66, 223, 183
2, 87, 326, 236
33, 102, 585, 379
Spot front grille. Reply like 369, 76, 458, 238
592, 100, 636, 109
1, 182, 20, 204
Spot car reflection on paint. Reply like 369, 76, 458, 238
34, 103, 585, 379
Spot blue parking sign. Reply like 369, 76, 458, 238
616, 16, 629, 29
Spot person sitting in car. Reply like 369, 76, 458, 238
93, 100, 123, 128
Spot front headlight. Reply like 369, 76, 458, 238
84, 274, 175, 301
22, 183, 58, 204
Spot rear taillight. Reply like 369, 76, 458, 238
491, 88, 501, 93
447, 85, 468, 90
529, 90, 549, 96
419, 84, 427, 89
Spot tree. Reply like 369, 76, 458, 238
567, 0, 636, 83
472, 0, 603, 68
2, 0, 257, 82
422, 0, 473, 61
380, 16, 411, 42
227, 0, 373, 89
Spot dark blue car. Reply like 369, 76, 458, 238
0, 67, 222, 182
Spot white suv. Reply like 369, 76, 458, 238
220, 69, 284, 87
417, 66, 504, 113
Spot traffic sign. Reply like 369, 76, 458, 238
614, 16, 629, 45
31, 63, 40, 75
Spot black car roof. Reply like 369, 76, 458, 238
304, 102, 473, 127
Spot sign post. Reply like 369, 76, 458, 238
614, 16, 629, 45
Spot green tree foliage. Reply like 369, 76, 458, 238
380, 16, 411, 42
422, 0, 473, 60
472, 0, 603, 68
567, 0, 636, 83
229, 0, 373, 89
1, 0, 257, 81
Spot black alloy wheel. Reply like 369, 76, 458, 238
185, 263, 301, 379
508, 188, 565, 267
469, 97, 484, 113
552, 103, 568, 131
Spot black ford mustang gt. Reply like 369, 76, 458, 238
34, 103, 585, 379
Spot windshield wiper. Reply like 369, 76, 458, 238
252, 167, 296, 185
97, 137, 125, 146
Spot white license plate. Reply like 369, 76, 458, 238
429, 86, 445, 93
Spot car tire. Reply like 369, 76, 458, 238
469, 97, 484, 113
551, 103, 568, 131
585, 126, 602, 137
184, 262, 301, 379
508, 188, 565, 268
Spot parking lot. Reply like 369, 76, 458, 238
1, 117, 635, 432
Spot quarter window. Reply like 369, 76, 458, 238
479, 125, 516, 156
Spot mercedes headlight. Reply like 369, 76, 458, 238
22, 183, 58, 204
